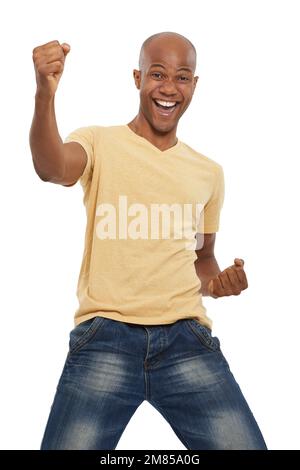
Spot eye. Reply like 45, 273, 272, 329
151, 72, 163, 79
151, 72, 190, 81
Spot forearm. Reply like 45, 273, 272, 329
29, 93, 65, 182
195, 256, 221, 296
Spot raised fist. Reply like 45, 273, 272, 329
32, 40, 71, 98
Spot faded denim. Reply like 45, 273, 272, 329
40, 316, 268, 450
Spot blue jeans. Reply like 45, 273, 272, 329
40, 316, 268, 450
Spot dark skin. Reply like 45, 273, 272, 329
128, 34, 198, 152
127, 33, 248, 298
195, 234, 248, 297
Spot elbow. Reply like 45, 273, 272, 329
32, 159, 65, 184
32, 161, 50, 182
36, 172, 65, 184
32, 163, 52, 183
36, 172, 51, 182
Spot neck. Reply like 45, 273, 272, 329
127, 113, 178, 152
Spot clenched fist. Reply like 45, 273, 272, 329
32, 40, 71, 99
208, 258, 248, 298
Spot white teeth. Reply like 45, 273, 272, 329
155, 99, 176, 107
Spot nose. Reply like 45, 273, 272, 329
158, 78, 178, 96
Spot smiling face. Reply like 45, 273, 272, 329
133, 34, 199, 134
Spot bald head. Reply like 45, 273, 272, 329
138, 31, 197, 74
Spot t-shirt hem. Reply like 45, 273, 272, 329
74, 312, 213, 330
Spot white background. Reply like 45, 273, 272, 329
1, 0, 299, 450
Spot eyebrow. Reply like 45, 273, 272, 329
149, 63, 193, 73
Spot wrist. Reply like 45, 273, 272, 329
35, 89, 55, 104
199, 280, 210, 296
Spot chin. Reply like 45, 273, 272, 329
151, 119, 178, 133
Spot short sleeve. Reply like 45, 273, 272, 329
202, 164, 225, 233
63, 126, 95, 187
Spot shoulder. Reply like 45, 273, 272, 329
89, 124, 126, 142
180, 141, 223, 174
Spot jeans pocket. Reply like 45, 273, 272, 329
185, 319, 221, 352
68, 316, 106, 356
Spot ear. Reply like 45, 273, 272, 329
193, 76, 199, 87
133, 69, 141, 90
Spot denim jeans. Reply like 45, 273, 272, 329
40, 316, 268, 450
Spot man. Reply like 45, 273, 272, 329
30, 32, 267, 450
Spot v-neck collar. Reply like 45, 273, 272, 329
124, 124, 182, 154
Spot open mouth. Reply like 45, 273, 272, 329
152, 99, 179, 116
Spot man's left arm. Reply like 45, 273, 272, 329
195, 233, 248, 298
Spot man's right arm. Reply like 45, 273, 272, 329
29, 94, 87, 186
29, 40, 87, 186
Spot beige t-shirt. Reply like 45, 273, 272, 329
64, 124, 225, 329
